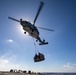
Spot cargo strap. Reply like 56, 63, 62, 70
32, 38, 39, 54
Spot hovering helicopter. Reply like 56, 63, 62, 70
8, 1, 54, 45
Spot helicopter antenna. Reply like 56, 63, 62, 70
33, 1, 44, 25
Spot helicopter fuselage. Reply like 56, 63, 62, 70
8, 1, 49, 45
20, 20, 41, 42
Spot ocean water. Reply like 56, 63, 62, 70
44, 73, 76, 75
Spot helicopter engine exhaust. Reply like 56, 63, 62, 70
20, 19, 22, 23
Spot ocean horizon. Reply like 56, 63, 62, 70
43, 72, 76, 75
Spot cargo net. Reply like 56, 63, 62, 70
32, 38, 45, 62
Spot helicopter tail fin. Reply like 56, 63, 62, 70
39, 40, 48, 45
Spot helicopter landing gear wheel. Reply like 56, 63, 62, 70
36, 40, 38, 42
24, 32, 26, 34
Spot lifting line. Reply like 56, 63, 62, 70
32, 38, 39, 54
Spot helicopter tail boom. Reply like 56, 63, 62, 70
39, 42, 48, 45
39, 39, 48, 45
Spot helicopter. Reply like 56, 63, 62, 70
8, 1, 54, 45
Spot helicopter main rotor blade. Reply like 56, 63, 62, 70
8, 17, 20, 22
37, 26, 54, 31
33, 1, 44, 25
